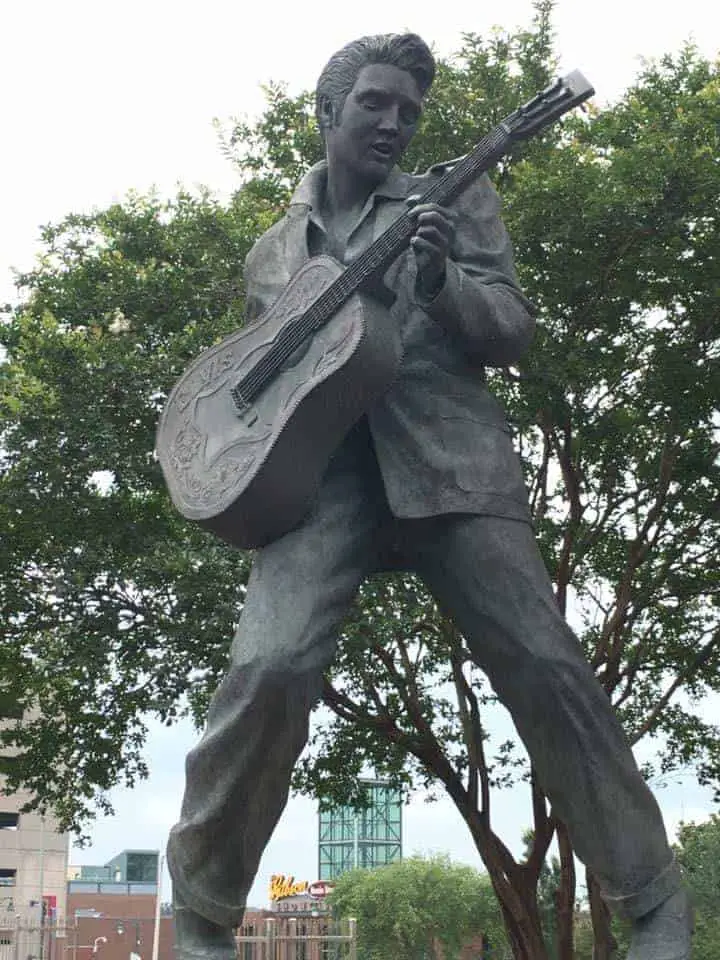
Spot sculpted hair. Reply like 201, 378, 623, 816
315, 33, 435, 128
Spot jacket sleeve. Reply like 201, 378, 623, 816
242, 221, 287, 324
419, 173, 537, 366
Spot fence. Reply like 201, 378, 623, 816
0, 921, 80, 960
0, 916, 357, 960
236, 918, 357, 960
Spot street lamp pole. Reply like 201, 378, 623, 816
38, 815, 46, 960
150, 854, 163, 960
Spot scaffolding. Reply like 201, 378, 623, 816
317, 780, 402, 882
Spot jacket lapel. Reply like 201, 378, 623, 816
280, 163, 416, 279
371, 167, 413, 245
281, 205, 312, 279
371, 196, 408, 246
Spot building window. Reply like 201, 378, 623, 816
0, 814, 19, 830
125, 852, 159, 883
0, 870, 17, 888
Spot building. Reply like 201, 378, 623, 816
66, 850, 172, 960
0, 805, 68, 924
15, 908, 176, 960
0, 693, 69, 926
259, 782, 403, 924
318, 779, 402, 881
67, 849, 161, 920
257, 779, 403, 926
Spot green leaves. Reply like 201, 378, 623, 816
673, 816, 720, 960
1, 189, 256, 830
329, 855, 506, 960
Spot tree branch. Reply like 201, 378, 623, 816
629, 629, 720, 744
592, 432, 679, 673
449, 637, 490, 815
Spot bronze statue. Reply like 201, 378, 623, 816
166, 34, 693, 960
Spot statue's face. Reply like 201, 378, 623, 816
325, 63, 423, 187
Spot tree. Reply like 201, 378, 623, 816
1, 1, 719, 956
673, 816, 720, 960
676, 815, 720, 914
519, 831, 566, 960
0, 188, 264, 826
328, 855, 507, 960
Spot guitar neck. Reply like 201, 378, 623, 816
308, 123, 510, 323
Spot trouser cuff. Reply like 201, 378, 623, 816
167, 834, 247, 928
602, 857, 682, 920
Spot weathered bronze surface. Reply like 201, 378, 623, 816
167, 34, 692, 960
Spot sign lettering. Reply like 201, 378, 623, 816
269, 875, 309, 901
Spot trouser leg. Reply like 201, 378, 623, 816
167, 431, 387, 927
412, 514, 679, 916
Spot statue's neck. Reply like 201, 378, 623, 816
324, 161, 376, 221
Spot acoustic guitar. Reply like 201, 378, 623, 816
156, 71, 594, 549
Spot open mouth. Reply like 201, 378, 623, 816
370, 142, 394, 161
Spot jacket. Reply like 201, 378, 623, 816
242, 160, 535, 523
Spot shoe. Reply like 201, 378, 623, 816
174, 894, 238, 960
626, 888, 694, 960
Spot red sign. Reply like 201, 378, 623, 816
307, 881, 334, 900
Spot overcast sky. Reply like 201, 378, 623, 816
2, 0, 719, 911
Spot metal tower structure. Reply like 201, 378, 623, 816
318, 779, 402, 881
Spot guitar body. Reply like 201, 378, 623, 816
156, 255, 400, 549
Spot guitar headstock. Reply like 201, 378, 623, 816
504, 71, 595, 141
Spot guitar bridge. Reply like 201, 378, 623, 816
231, 385, 252, 417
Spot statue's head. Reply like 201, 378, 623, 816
315, 33, 435, 133
315, 34, 435, 184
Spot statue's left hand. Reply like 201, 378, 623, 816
407, 200, 455, 299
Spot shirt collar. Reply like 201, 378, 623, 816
289, 160, 412, 210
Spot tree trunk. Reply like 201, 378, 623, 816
554, 822, 576, 960
450, 798, 550, 960
587, 869, 618, 960
492, 870, 550, 960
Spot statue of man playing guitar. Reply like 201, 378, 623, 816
166, 33, 693, 960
